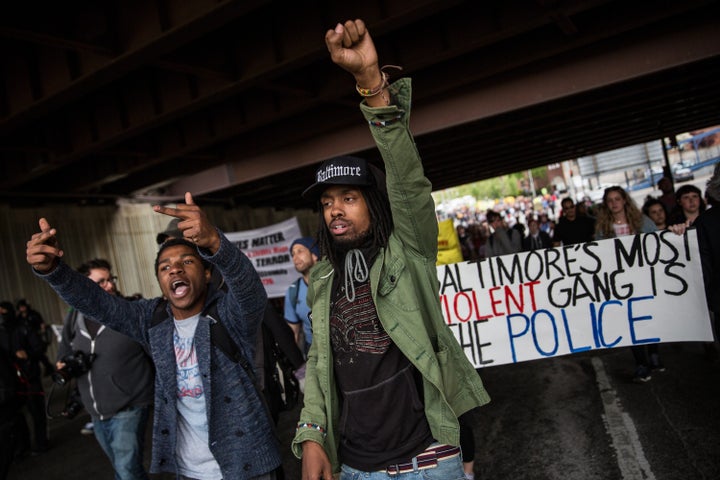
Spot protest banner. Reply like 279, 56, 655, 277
438, 230, 713, 368
226, 217, 302, 298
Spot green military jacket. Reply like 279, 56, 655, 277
291, 78, 491, 472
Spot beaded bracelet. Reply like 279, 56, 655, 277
356, 71, 389, 98
355, 65, 404, 106
296, 422, 327, 437
368, 114, 403, 127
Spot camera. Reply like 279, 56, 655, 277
46, 380, 87, 420
52, 351, 96, 386
61, 397, 84, 419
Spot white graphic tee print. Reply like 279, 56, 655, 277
173, 314, 221, 479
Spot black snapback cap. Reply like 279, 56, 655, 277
302, 156, 382, 200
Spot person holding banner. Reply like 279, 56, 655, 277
291, 19, 490, 480
595, 186, 656, 241
669, 184, 706, 227
596, 186, 663, 382
25, 193, 282, 480
693, 163, 720, 361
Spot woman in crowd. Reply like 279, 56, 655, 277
596, 186, 661, 382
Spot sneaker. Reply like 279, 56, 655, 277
30, 447, 49, 457
633, 365, 652, 383
80, 422, 94, 435
650, 354, 665, 372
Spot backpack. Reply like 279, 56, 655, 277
256, 302, 302, 420
266, 329, 300, 412
288, 278, 302, 309
287, 277, 310, 348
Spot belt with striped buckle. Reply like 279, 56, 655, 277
385, 444, 461, 475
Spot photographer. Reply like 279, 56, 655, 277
56, 259, 154, 480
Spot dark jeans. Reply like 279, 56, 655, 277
631, 343, 659, 367
179, 471, 277, 480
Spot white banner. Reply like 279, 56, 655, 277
438, 230, 713, 368
226, 217, 302, 299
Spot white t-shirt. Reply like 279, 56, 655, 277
612, 222, 631, 237
173, 314, 222, 480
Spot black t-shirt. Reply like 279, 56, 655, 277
330, 281, 432, 471
553, 215, 596, 245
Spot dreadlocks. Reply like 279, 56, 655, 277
316, 185, 394, 268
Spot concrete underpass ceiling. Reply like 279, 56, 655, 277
1, 0, 719, 208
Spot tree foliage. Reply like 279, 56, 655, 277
450, 166, 548, 200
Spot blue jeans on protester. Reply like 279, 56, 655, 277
339, 448, 465, 480
92, 405, 150, 480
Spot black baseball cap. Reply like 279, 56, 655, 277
302, 156, 385, 200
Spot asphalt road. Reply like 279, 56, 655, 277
7, 337, 719, 480
470, 341, 720, 480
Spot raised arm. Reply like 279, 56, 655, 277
327, 21, 436, 258
26, 217, 64, 274
26, 215, 153, 345
325, 19, 391, 109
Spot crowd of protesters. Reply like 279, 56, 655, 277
2, 13, 719, 479
446, 191, 599, 261
442, 171, 720, 385
443, 175, 715, 263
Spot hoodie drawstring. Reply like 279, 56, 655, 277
343, 249, 369, 302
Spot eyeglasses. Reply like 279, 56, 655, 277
95, 276, 117, 287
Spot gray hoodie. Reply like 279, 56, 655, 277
57, 308, 154, 420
